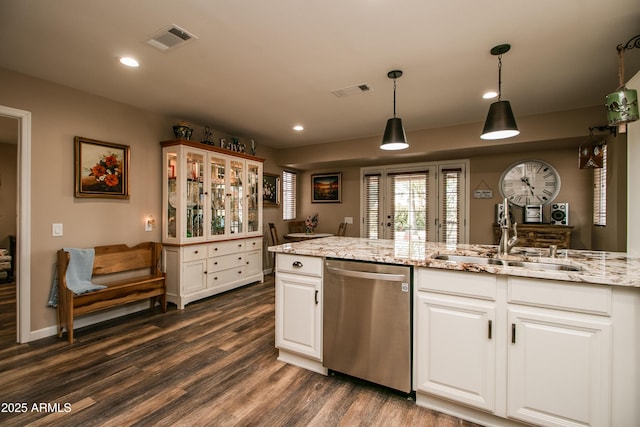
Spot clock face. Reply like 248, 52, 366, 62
499, 160, 561, 207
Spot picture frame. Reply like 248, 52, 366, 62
311, 172, 341, 203
74, 136, 130, 199
263, 173, 280, 207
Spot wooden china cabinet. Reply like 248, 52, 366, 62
161, 139, 264, 309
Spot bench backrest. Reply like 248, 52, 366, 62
92, 242, 162, 276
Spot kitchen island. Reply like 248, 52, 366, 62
269, 237, 640, 427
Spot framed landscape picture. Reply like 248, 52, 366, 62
263, 173, 280, 207
74, 136, 130, 199
311, 172, 341, 203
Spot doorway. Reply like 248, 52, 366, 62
0, 105, 32, 344
0, 116, 18, 346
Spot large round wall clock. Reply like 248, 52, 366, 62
499, 159, 561, 207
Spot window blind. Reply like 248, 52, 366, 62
363, 174, 381, 239
440, 167, 462, 244
282, 170, 297, 221
593, 145, 607, 226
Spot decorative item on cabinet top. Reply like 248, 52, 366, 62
160, 139, 265, 162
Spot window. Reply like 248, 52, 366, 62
361, 161, 468, 243
593, 145, 607, 226
282, 170, 297, 221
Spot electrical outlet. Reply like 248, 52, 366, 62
344, 217, 353, 224
52, 223, 63, 237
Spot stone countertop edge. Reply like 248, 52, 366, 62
268, 237, 640, 288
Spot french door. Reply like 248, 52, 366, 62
362, 161, 468, 243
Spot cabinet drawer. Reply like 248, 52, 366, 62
209, 240, 245, 257
208, 253, 245, 272
507, 277, 612, 316
416, 268, 496, 300
182, 244, 208, 262
277, 254, 322, 277
208, 267, 244, 287
245, 237, 262, 252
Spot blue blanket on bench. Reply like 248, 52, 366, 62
48, 248, 106, 307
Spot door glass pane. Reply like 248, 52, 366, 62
167, 151, 177, 239
186, 151, 204, 238
389, 172, 428, 241
210, 156, 226, 235
230, 160, 243, 234
247, 163, 259, 232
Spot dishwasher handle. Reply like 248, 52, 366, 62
325, 266, 407, 282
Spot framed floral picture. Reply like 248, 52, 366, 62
263, 173, 280, 207
311, 172, 341, 203
74, 136, 130, 198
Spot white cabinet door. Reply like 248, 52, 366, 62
275, 272, 322, 360
182, 259, 207, 294
415, 293, 496, 412
508, 307, 612, 427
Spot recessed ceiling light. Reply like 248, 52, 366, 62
483, 91, 498, 99
119, 57, 140, 67
293, 125, 304, 131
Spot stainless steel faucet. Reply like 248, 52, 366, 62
498, 198, 518, 258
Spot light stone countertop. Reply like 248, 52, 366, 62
268, 236, 640, 288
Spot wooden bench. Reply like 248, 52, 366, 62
56, 242, 166, 343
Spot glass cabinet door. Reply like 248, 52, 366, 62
166, 150, 178, 240
210, 156, 226, 236
229, 160, 243, 235
247, 162, 260, 233
185, 150, 204, 239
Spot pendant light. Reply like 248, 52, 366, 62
380, 70, 409, 150
605, 34, 639, 129
481, 44, 520, 140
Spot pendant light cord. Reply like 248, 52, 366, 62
617, 47, 625, 89
497, 54, 503, 101
393, 79, 397, 118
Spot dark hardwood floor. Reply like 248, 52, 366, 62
0, 276, 480, 426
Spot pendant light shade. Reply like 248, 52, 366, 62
481, 44, 520, 140
605, 34, 640, 127
381, 117, 408, 150
381, 70, 409, 150
481, 100, 519, 140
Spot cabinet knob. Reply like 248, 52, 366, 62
238, 256, 242, 260
194, 250, 198, 254
292, 261, 303, 268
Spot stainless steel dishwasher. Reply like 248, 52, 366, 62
323, 259, 412, 393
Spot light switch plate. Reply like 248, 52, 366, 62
344, 217, 353, 224
52, 223, 63, 237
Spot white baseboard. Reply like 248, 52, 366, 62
30, 301, 148, 342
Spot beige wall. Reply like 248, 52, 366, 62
0, 141, 17, 250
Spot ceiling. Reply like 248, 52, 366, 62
0, 1, 639, 149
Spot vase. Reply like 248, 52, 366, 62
305, 226, 314, 234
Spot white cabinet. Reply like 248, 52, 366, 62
274, 253, 327, 375
507, 306, 611, 427
415, 268, 617, 427
161, 140, 264, 308
164, 237, 264, 309
161, 140, 263, 244
415, 292, 496, 412
506, 277, 612, 427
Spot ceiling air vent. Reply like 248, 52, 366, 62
147, 24, 197, 52
330, 84, 373, 98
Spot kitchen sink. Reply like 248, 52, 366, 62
505, 261, 582, 272
433, 254, 503, 265
433, 254, 582, 271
